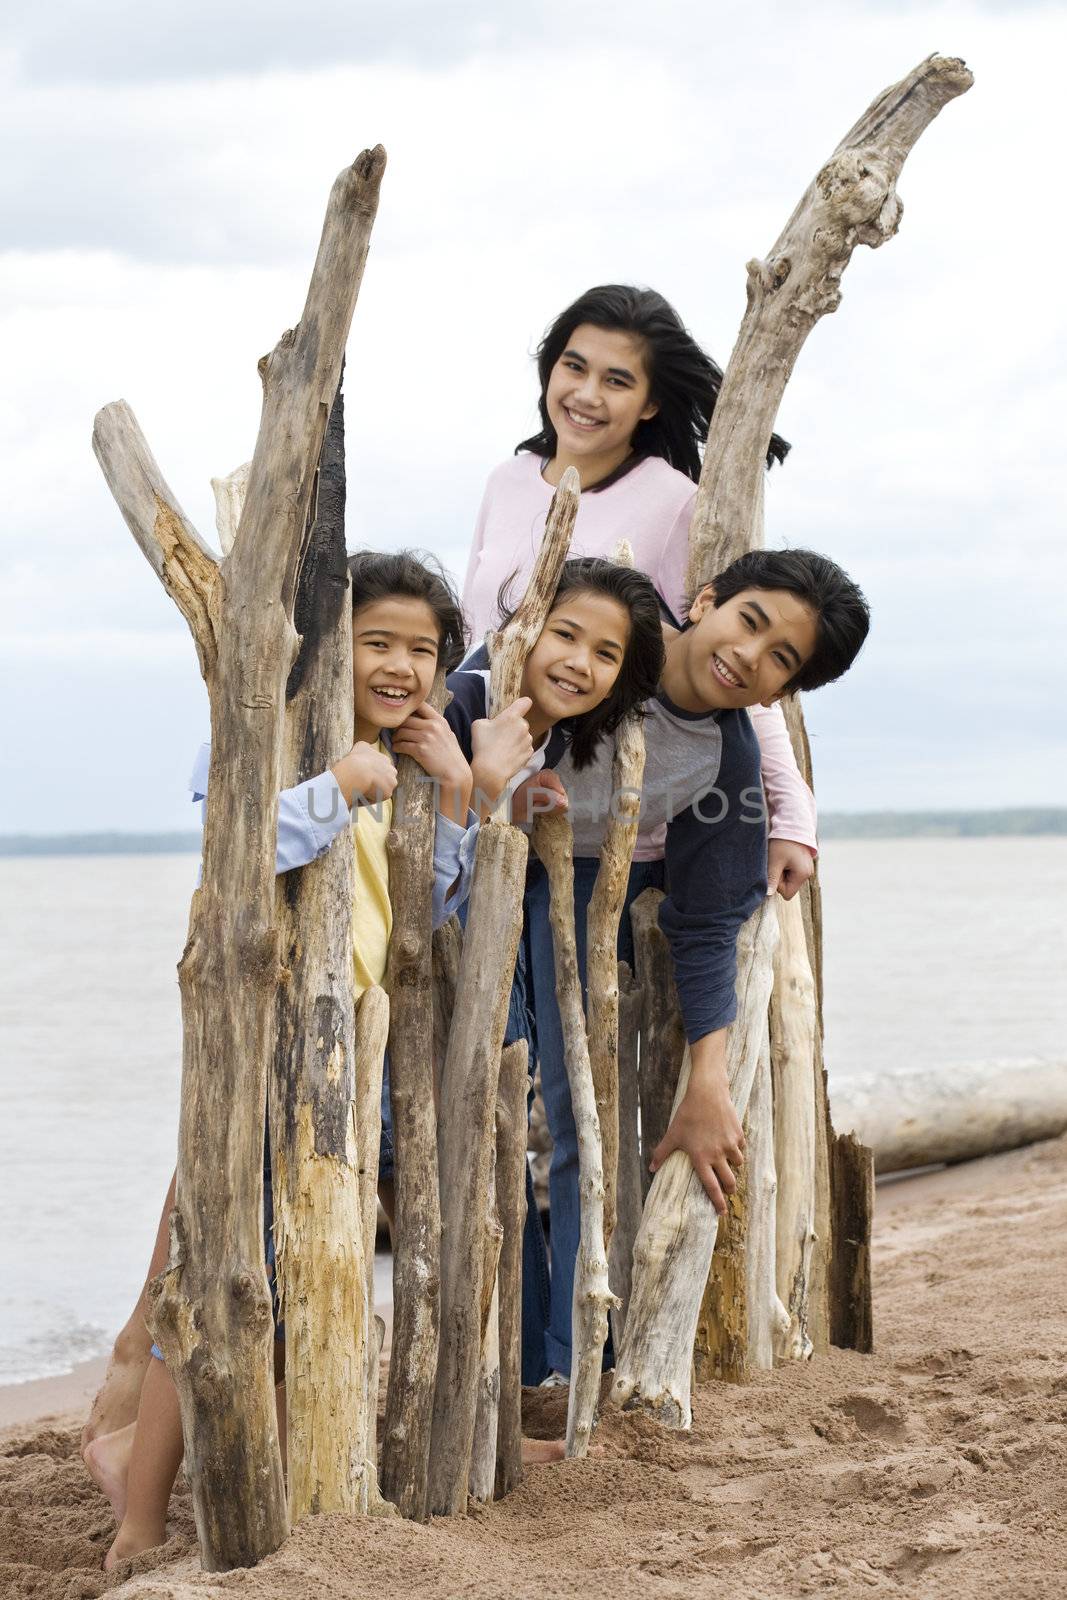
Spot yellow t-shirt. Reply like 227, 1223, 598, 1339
351, 751, 393, 1001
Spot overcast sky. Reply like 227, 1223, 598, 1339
1, 0, 1064, 832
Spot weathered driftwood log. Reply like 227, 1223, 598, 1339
609, 903, 777, 1429
533, 811, 618, 1456
684, 53, 973, 595
495, 1039, 530, 1500
380, 671, 447, 1519
608, 961, 643, 1349
770, 893, 818, 1364
431, 915, 463, 1070
92, 146, 385, 1570
354, 984, 389, 1473
744, 1037, 789, 1369
692, 1142, 749, 1385
831, 1060, 1067, 1173
630, 889, 686, 1193
830, 1133, 874, 1353
469, 1154, 504, 1504
586, 710, 646, 1253
269, 386, 370, 1519
428, 470, 579, 1517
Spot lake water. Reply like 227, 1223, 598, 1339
1, 838, 1064, 1384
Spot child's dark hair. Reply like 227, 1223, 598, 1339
347, 549, 468, 673
497, 556, 665, 770
516, 284, 789, 482
702, 548, 870, 693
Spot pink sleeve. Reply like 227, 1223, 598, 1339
749, 701, 819, 853
655, 490, 697, 622
461, 477, 492, 627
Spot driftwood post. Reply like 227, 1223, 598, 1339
608, 960, 644, 1347
770, 893, 818, 1363
610, 904, 777, 1427
91, 147, 386, 1568
354, 984, 389, 1478
427, 469, 580, 1517
744, 1038, 790, 1368
268, 386, 371, 1519
630, 890, 686, 1193
379, 672, 447, 1518
495, 1038, 530, 1499
532, 810, 620, 1456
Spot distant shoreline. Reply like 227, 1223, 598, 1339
2, 808, 1065, 856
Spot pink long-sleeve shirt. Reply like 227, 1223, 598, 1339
461, 452, 818, 859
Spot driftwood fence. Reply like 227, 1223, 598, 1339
93, 53, 972, 1572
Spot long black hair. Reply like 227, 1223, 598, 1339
347, 549, 468, 673
497, 556, 665, 770
516, 284, 789, 483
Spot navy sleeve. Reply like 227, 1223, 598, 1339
443, 664, 490, 762
658, 711, 768, 1045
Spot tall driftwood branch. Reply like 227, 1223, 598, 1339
830, 1133, 874, 1353
630, 889, 686, 1195
609, 903, 777, 1429
354, 984, 389, 1477
98, 146, 386, 1572
692, 1141, 749, 1385
685, 53, 973, 595
494, 1039, 530, 1500
770, 893, 818, 1364
269, 386, 371, 1520
586, 710, 646, 1254
469, 1147, 504, 1503
92, 405, 221, 680
427, 472, 578, 1516
532, 811, 618, 1457
744, 1037, 789, 1368
380, 672, 447, 1519
608, 961, 643, 1349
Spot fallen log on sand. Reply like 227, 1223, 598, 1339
831, 1060, 1067, 1175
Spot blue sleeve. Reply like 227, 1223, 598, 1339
657, 716, 768, 1045
431, 809, 480, 927
189, 741, 352, 875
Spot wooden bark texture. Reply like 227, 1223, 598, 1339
832, 1060, 1067, 1173
744, 1037, 789, 1369
609, 903, 777, 1429
104, 147, 385, 1571
693, 1143, 749, 1386
533, 811, 618, 1457
609, 961, 643, 1350
431, 916, 463, 1071
630, 889, 686, 1195
427, 825, 529, 1516
770, 893, 818, 1365
830, 1133, 875, 1353
486, 465, 580, 721
495, 1039, 530, 1501
380, 672, 447, 1520
586, 709, 646, 1252
469, 1172, 504, 1503
354, 984, 389, 1471
270, 386, 369, 1520
427, 474, 578, 1515
684, 55, 973, 595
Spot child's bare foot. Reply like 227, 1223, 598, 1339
82, 1333, 151, 1449
84, 1423, 134, 1524
521, 1435, 566, 1464
104, 1515, 166, 1572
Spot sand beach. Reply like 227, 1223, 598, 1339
4, 1133, 1065, 1600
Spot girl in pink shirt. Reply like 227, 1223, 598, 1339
462, 284, 817, 879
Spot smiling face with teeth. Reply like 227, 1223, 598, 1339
662, 585, 820, 714
519, 589, 632, 745
542, 324, 660, 487
351, 596, 441, 743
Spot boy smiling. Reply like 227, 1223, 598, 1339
523, 546, 869, 1380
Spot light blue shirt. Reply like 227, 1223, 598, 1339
189, 742, 477, 929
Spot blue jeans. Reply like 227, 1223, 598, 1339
524, 855, 665, 1378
